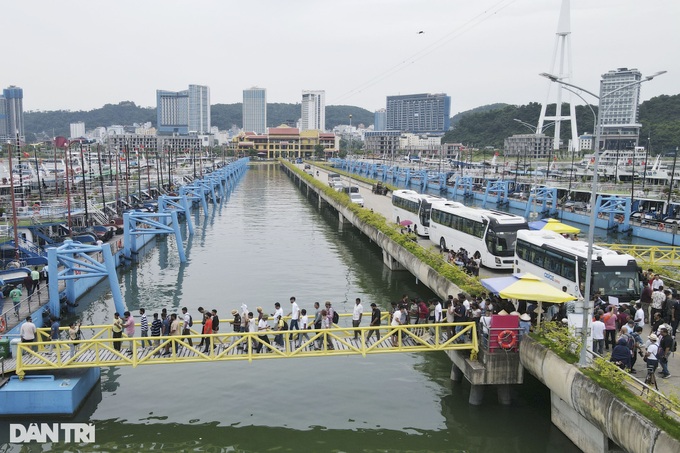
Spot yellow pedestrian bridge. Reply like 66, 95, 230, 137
601, 243, 680, 266
12, 316, 478, 378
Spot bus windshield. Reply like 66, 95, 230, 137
592, 268, 640, 299
485, 225, 525, 257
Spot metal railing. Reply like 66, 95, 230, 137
600, 243, 680, 265
14, 319, 478, 378
0, 286, 49, 335
586, 349, 680, 423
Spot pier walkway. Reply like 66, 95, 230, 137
4, 316, 477, 378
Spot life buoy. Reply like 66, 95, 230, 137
498, 330, 517, 350
658, 223, 665, 231
0, 317, 6, 333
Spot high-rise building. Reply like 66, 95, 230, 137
386, 93, 451, 134
156, 84, 211, 135
70, 121, 86, 139
374, 109, 386, 131
243, 87, 267, 134
0, 86, 24, 142
598, 68, 642, 150
300, 90, 325, 131
188, 85, 211, 134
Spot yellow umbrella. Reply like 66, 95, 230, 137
539, 218, 580, 234
496, 273, 576, 330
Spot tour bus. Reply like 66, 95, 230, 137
391, 189, 446, 237
428, 201, 528, 269
513, 229, 641, 302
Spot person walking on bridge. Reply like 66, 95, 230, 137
288, 297, 300, 341
202, 312, 213, 354
181, 307, 193, 347
366, 303, 381, 342
352, 298, 363, 340
9, 285, 22, 319
123, 311, 135, 354
31, 267, 41, 292
140, 308, 149, 349
112, 312, 123, 352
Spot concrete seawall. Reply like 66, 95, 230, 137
520, 336, 678, 453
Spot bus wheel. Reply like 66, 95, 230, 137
440, 238, 447, 251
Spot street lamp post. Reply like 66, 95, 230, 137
7, 138, 20, 258
348, 114, 352, 157
79, 142, 89, 226
540, 70, 667, 367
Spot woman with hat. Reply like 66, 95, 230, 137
519, 313, 531, 337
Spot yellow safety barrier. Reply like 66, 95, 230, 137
17, 319, 478, 378
600, 243, 680, 266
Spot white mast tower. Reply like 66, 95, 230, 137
537, 0, 579, 152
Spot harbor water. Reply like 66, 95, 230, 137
0, 164, 580, 452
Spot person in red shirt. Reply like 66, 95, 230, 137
202, 312, 213, 353
602, 306, 618, 351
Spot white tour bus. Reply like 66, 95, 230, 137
391, 189, 446, 237
428, 201, 528, 269
513, 229, 641, 302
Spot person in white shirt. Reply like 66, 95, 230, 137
296, 309, 310, 348
434, 300, 443, 323
391, 306, 404, 346
288, 296, 300, 342
652, 275, 664, 291
592, 313, 606, 355
634, 303, 645, 328
181, 307, 192, 347
256, 314, 271, 353
20, 316, 37, 354
352, 298, 364, 340
272, 303, 283, 323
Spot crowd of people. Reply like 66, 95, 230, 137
94, 293, 529, 356
592, 273, 677, 380
446, 248, 480, 276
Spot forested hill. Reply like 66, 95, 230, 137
444, 94, 680, 152
24, 102, 374, 141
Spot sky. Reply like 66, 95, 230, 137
4, 0, 679, 116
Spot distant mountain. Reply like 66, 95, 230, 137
24, 102, 375, 141
451, 103, 509, 126
25, 101, 155, 141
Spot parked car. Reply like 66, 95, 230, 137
349, 193, 364, 207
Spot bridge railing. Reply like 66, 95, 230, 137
600, 243, 680, 265
15, 321, 478, 377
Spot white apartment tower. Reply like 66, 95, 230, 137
70, 121, 86, 139
598, 68, 642, 150
188, 85, 211, 134
301, 90, 325, 132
